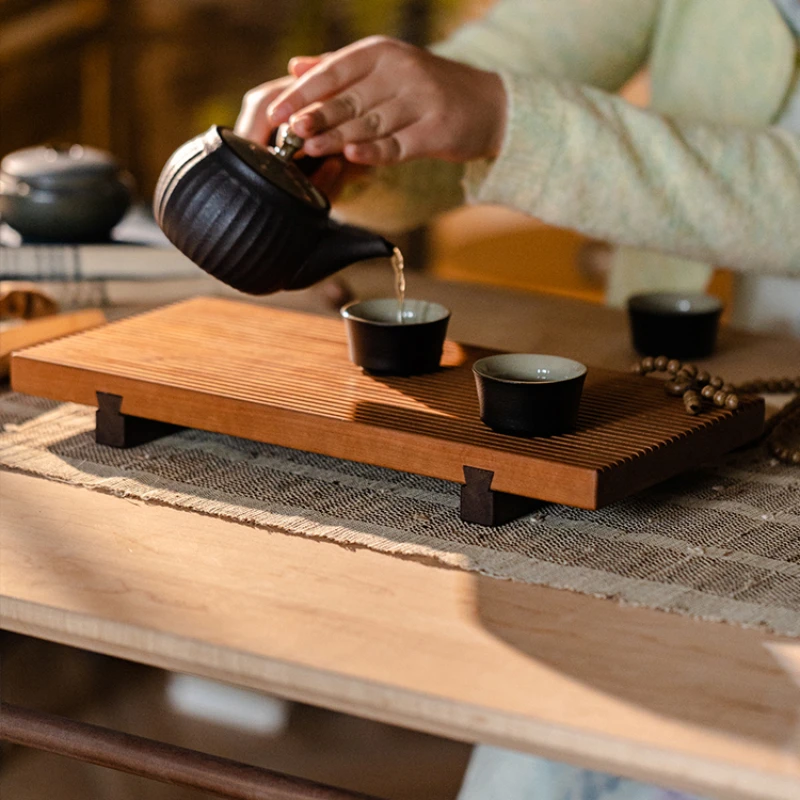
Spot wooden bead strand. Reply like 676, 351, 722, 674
683, 389, 703, 414
632, 356, 799, 464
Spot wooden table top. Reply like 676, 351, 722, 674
2, 267, 799, 800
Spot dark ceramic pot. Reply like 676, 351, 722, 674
0, 144, 133, 242
154, 125, 394, 295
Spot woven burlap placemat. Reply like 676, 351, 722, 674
2, 392, 798, 636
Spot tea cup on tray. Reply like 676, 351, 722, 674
473, 354, 587, 437
341, 298, 451, 375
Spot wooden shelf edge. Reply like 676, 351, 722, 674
2, 592, 795, 800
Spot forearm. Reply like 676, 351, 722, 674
465, 72, 800, 275
333, 0, 659, 233
433, 0, 658, 90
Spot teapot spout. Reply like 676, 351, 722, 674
288, 220, 395, 290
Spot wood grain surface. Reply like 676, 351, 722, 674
2, 470, 798, 800
0, 308, 105, 377
10, 297, 764, 508
3, 282, 799, 800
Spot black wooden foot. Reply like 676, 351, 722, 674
95, 392, 181, 448
460, 466, 542, 526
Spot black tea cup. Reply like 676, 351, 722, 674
627, 292, 723, 359
473, 354, 587, 437
341, 298, 451, 375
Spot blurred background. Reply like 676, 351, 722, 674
1, 0, 681, 305
1, 0, 486, 198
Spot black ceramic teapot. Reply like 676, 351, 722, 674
154, 125, 394, 294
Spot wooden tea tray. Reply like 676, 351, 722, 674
11, 297, 764, 525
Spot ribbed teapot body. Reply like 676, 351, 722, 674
154, 126, 328, 295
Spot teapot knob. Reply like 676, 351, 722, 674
273, 124, 304, 162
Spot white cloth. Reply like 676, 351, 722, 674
457, 746, 701, 800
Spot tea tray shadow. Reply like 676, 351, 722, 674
10, 297, 765, 526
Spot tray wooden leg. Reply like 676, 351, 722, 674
96, 392, 181, 448
460, 466, 542, 527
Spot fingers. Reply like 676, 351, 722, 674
234, 76, 293, 144
289, 76, 397, 142
289, 55, 325, 78
344, 138, 403, 165
343, 122, 428, 165
268, 36, 400, 125
300, 99, 417, 157
235, 53, 326, 144
236, 36, 507, 169
292, 91, 367, 139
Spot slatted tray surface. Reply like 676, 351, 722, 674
11, 297, 764, 509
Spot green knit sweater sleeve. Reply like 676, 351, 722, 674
332, 0, 659, 234
464, 72, 800, 275
432, 0, 658, 90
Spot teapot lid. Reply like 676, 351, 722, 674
219, 127, 328, 212
1, 144, 121, 185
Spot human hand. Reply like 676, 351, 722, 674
265, 36, 507, 166
234, 55, 330, 144
235, 65, 365, 201
234, 74, 295, 146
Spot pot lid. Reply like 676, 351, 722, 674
1, 144, 122, 184
219, 126, 328, 211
